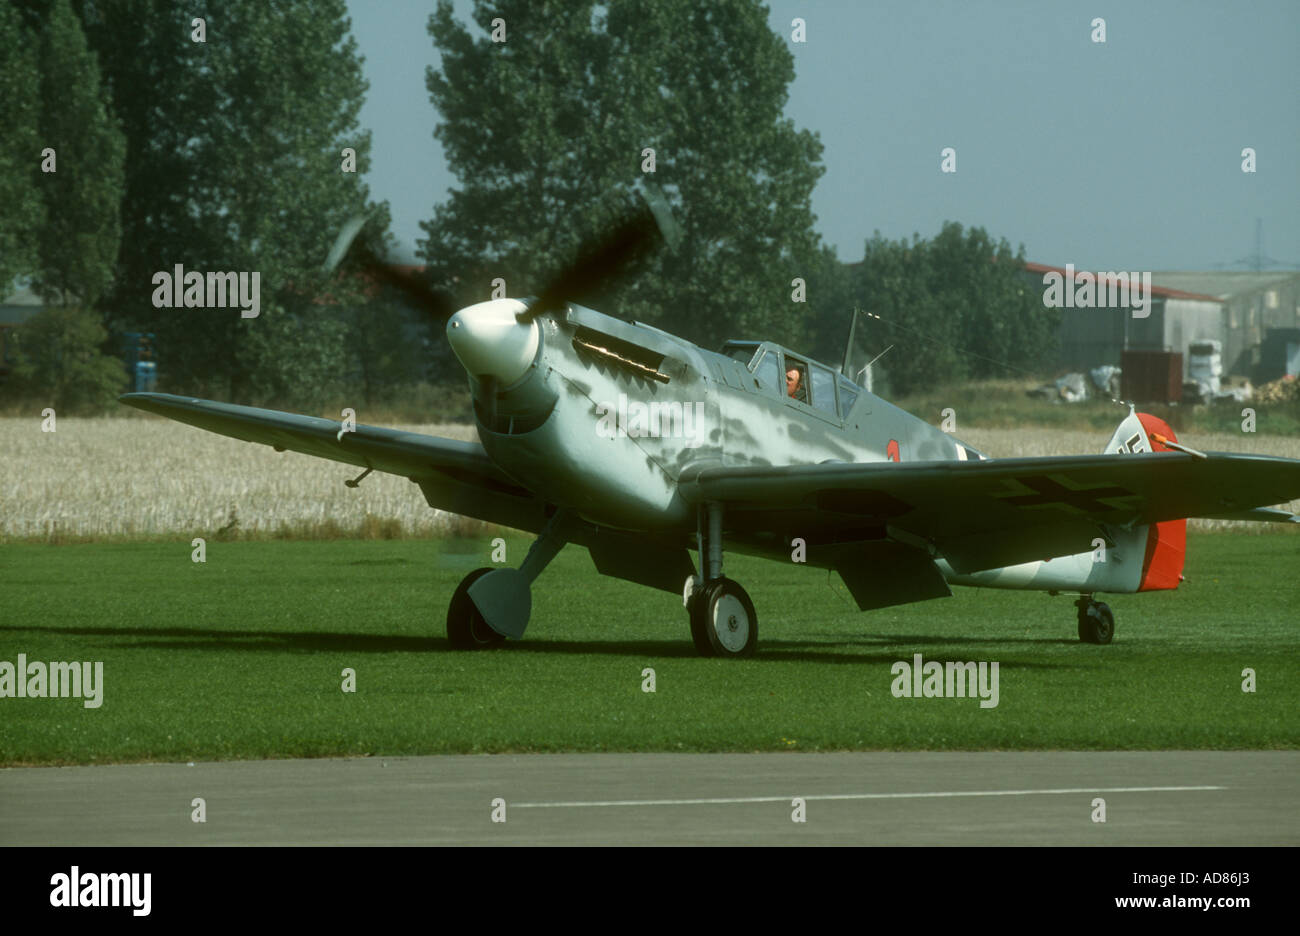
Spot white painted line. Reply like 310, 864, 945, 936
511, 785, 1226, 809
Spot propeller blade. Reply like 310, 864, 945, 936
322, 214, 368, 274
356, 244, 459, 323
521, 181, 680, 322
323, 214, 458, 322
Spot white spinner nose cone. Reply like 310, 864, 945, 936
446, 298, 539, 385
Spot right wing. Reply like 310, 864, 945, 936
121, 392, 697, 591
679, 451, 1300, 574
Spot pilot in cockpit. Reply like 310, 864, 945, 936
785, 365, 807, 402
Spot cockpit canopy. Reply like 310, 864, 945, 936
720, 340, 862, 420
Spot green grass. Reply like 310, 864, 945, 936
2, 533, 1297, 765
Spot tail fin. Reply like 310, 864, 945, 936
1102, 408, 1187, 591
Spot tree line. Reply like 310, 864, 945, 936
0, 0, 1056, 415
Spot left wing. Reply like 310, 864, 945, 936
679, 453, 1300, 573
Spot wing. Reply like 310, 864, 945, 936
120, 392, 545, 532
679, 452, 1300, 574
121, 392, 698, 591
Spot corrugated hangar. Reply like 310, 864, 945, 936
1026, 264, 1300, 389
1150, 271, 1300, 382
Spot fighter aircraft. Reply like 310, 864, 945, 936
122, 203, 1300, 657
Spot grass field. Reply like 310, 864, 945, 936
2, 532, 1297, 766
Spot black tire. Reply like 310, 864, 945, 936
447, 567, 506, 649
697, 578, 758, 658
1077, 601, 1114, 644
687, 589, 714, 657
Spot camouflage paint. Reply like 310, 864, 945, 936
471, 303, 1184, 598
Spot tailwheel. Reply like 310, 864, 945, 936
691, 577, 758, 658
447, 567, 506, 649
1076, 597, 1115, 645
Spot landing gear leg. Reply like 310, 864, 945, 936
445, 509, 571, 648
686, 502, 758, 658
1075, 595, 1115, 644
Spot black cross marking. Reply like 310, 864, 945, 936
997, 475, 1136, 514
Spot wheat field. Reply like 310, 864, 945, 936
2, 416, 481, 541
2, 417, 1297, 541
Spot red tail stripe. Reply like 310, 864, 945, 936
1136, 413, 1187, 592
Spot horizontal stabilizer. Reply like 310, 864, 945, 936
1198, 507, 1298, 523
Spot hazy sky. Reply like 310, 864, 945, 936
344, 0, 1299, 270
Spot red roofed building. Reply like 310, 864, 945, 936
1023, 263, 1300, 382
1022, 262, 1223, 382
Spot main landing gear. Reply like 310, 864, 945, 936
446, 502, 760, 657
1075, 595, 1115, 644
685, 502, 758, 658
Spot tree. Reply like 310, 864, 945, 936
851, 222, 1058, 396
67, 0, 209, 355
6, 306, 126, 413
803, 246, 857, 368
234, 303, 350, 408
0, 1, 44, 290
344, 294, 432, 406
930, 222, 1056, 380
421, 0, 837, 355
74, 0, 386, 406
31, 0, 125, 308
853, 232, 958, 396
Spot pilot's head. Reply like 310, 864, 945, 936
786, 367, 801, 398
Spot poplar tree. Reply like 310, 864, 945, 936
0, 1, 44, 290
75, 0, 385, 405
34, 0, 124, 306
421, 0, 837, 352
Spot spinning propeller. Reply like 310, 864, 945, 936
322, 184, 680, 427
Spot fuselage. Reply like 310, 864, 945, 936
454, 300, 971, 519
447, 298, 1148, 595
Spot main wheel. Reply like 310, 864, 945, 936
447, 567, 506, 649
694, 578, 758, 658
685, 576, 714, 656
1077, 600, 1114, 644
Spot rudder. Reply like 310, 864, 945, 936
1102, 409, 1186, 591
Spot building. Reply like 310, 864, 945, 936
1023, 262, 1225, 382
1149, 272, 1300, 382
1024, 264, 1300, 384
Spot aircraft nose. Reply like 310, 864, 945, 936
446, 298, 540, 385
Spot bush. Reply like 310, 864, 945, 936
4, 305, 126, 414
